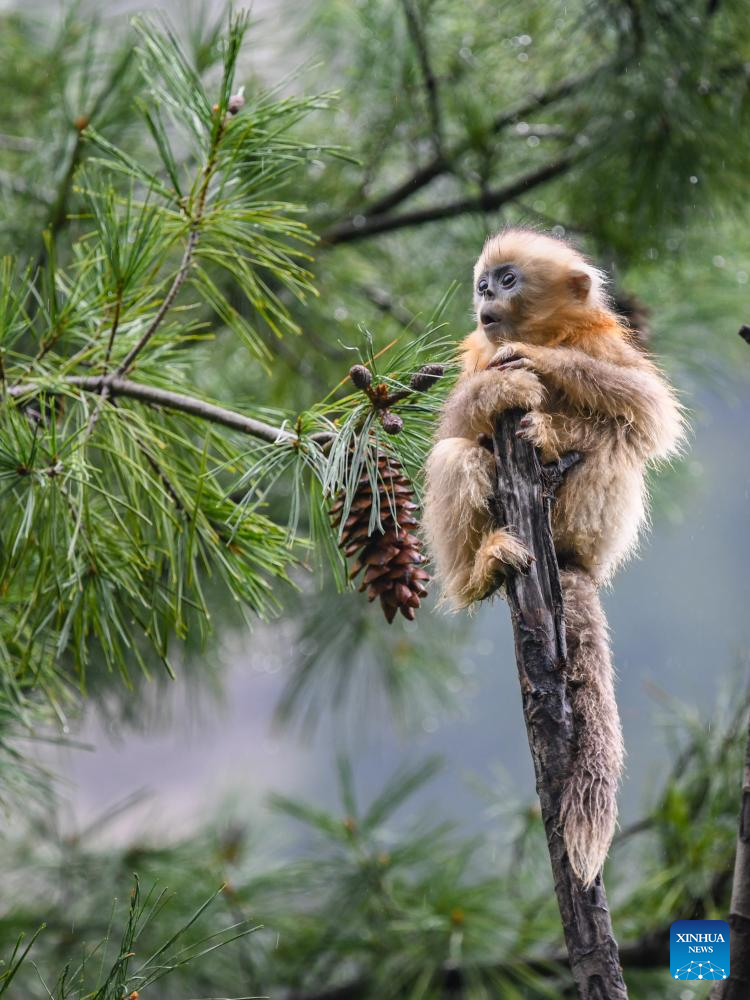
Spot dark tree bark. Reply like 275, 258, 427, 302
711, 716, 750, 999
490, 408, 628, 1000
711, 325, 750, 998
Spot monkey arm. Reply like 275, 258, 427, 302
491, 343, 684, 460
436, 367, 545, 439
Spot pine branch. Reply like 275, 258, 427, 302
114, 110, 227, 377
321, 154, 580, 245
80, 102, 232, 439
490, 410, 627, 1000
327, 64, 607, 228
33, 44, 137, 272
8, 375, 331, 445
284, 927, 672, 1000
114, 227, 199, 376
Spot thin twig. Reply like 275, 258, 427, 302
77, 112, 227, 440
400, 0, 443, 154
360, 285, 421, 331
82, 292, 126, 439
114, 228, 199, 377
114, 111, 226, 378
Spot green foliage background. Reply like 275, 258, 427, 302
0, 0, 749, 996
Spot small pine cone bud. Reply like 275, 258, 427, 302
349, 364, 372, 390
409, 363, 444, 392
380, 411, 403, 435
73, 115, 89, 132
228, 92, 246, 115
331, 453, 429, 623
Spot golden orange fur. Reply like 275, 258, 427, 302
423, 227, 685, 886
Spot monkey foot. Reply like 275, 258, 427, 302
541, 450, 583, 498
465, 529, 535, 602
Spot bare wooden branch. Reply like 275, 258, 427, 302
711, 715, 750, 999
490, 408, 628, 1000
321, 155, 579, 245
342, 65, 606, 224
8, 375, 328, 446
712, 327, 750, 998
400, 0, 443, 154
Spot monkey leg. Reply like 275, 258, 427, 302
423, 437, 496, 606
558, 567, 625, 888
463, 527, 534, 604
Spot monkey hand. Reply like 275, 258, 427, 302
443, 368, 545, 438
488, 342, 556, 375
515, 411, 561, 461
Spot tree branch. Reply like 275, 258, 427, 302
8, 375, 329, 446
114, 228, 199, 376
321, 154, 579, 245
360, 284, 421, 331
712, 714, 750, 999
711, 325, 750, 999
115, 111, 226, 377
400, 0, 443, 154
490, 409, 627, 999
330, 65, 605, 227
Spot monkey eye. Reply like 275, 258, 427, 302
477, 277, 489, 294
501, 270, 517, 289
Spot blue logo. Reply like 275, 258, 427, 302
670, 920, 730, 981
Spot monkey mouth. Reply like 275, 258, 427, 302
480, 314, 507, 337
480, 309, 505, 331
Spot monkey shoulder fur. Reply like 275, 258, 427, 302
423, 228, 685, 887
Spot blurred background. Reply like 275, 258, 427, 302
0, 1, 749, 998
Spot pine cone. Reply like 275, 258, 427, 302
330, 454, 429, 623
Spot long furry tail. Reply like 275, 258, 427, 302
559, 568, 625, 887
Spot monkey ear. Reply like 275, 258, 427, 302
568, 269, 592, 301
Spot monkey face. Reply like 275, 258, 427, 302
474, 263, 524, 342
473, 228, 605, 345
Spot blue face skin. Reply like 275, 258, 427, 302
474, 264, 523, 337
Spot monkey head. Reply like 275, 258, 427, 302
473, 228, 606, 346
